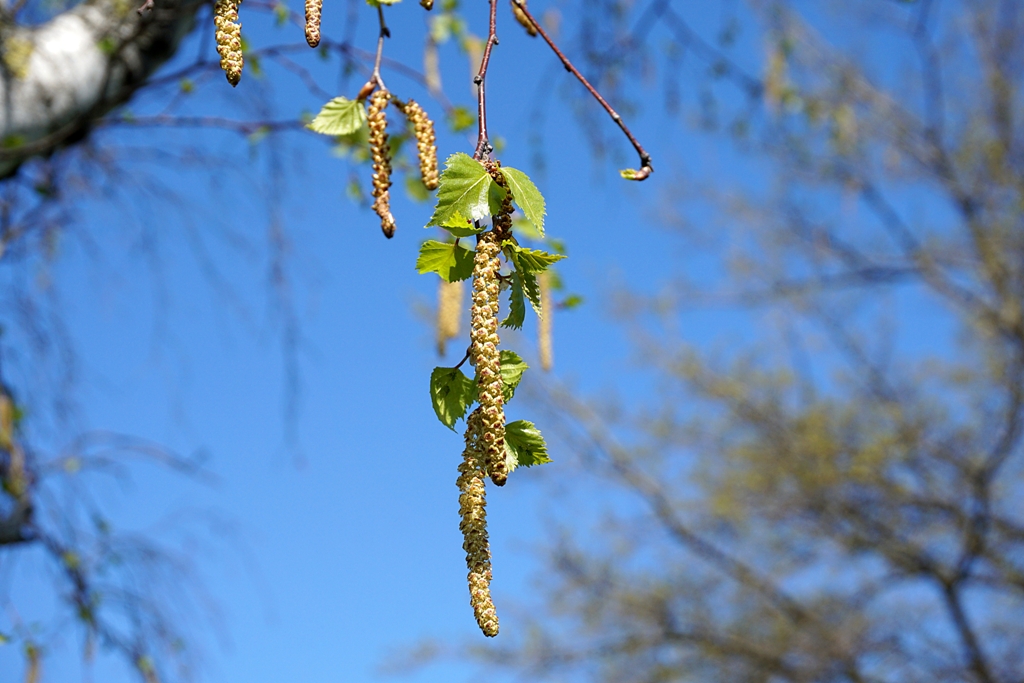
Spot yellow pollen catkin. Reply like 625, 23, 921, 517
457, 408, 499, 637
367, 90, 397, 238
396, 99, 440, 191
437, 279, 463, 356
214, 0, 243, 86
511, 0, 537, 37
305, 0, 322, 47
470, 227, 506, 486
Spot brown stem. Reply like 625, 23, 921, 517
510, 0, 652, 180
370, 3, 390, 91
473, 0, 500, 160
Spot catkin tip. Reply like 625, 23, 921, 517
368, 90, 397, 238
397, 99, 440, 191
458, 409, 500, 637
304, 0, 322, 47
214, 0, 244, 86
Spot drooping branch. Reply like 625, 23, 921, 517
472, 0, 499, 160
0, 0, 202, 179
510, 0, 652, 180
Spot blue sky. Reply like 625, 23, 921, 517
0, 1, 953, 681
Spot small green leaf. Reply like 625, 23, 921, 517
427, 153, 500, 228
561, 294, 584, 309
405, 174, 432, 202
499, 350, 528, 402
502, 274, 526, 329
507, 244, 565, 273
446, 105, 476, 132
440, 210, 485, 237
504, 420, 552, 471
501, 167, 546, 235
520, 268, 542, 314
308, 97, 368, 136
430, 367, 477, 429
416, 240, 475, 282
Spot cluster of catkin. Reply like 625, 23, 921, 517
214, 0, 244, 86
364, 91, 441, 238
455, 164, 519, 637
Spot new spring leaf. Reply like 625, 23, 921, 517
430, 366, 477, 429
504, 420, 552, 471
427, 153, 505, 230
416, 240, 475, 282
308, 97, 367, 136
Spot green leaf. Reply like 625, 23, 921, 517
427, 153, 500, 229
507, 245, 565, 273
446, 105, 475, 132
416, 240, 475, 282
439, 210, 485, 237
561, 294, 585, 309
520, 268, 542, 314
430, 367, 477, 430
499, 350, 528, 402
308, 97, 368, 136
502, 274, 526, 329
501, 167, 546, 235
405, 174, 432, 202
504, 420, 552, 471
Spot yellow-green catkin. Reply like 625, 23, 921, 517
304, 0, 322, 47
397, 100, 440, 191
437, 279, 463, 356
470, 228, 507, 486
511, 0, 537, 37
538, 271, 554, 371
368, 90, 397, 238
214, 0, 243, 87
457, 408, 499, 637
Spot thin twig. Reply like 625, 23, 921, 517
370, 3, 390, 91
473, 0, 500, 160
510, 0, 652, 180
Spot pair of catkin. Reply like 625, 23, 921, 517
366, 92, 441, 238
457, 171, 516, 636
214, 0, 244, 86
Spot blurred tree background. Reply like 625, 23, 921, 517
1, 0, 1023, 682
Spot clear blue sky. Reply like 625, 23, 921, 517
0, 1, 928, 682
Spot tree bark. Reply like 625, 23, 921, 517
0, 0, 201, 179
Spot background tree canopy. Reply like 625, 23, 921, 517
1, 0, 1022, 682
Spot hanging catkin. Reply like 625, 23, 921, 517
304, 0, 322, 47
511, 0, 537, 37
457, 408, 499, 637
397, 99, 440, 190
437, 279, 463, 356
367, 90, 397, 238
538, 271, 554, 371
470, 229, 507, 486
214, 0, 243, 86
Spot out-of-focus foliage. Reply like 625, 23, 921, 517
427, 1, 1024, 682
